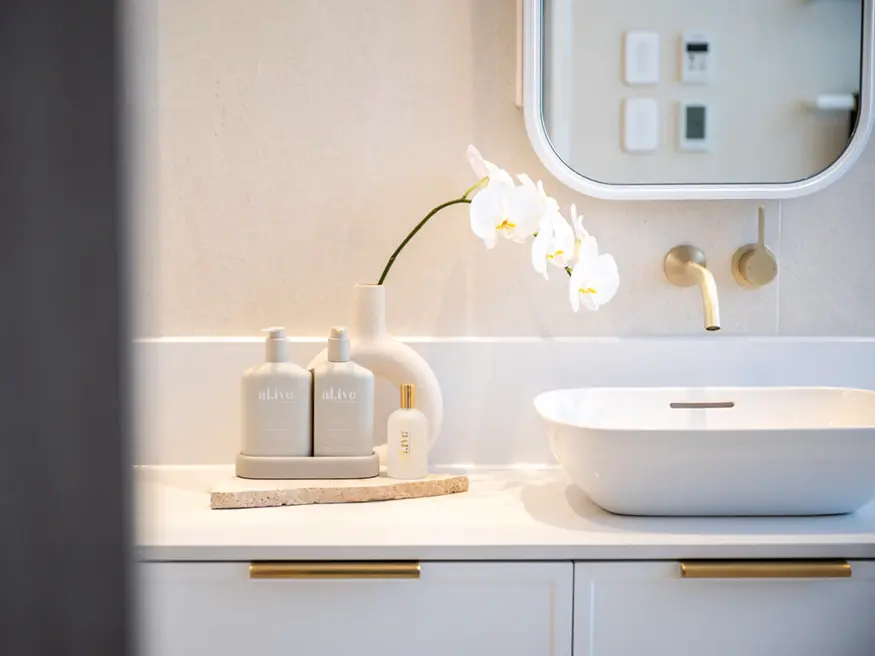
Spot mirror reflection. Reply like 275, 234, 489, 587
542, 0, 863, 184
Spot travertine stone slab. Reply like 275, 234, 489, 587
211, 473, 469, 509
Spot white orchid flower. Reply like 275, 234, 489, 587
531, 204, 575, 279
380, 144, 622, 314
467, 144, 498, 181
466, 146, 551, 249
505, 174, 558, 243
569, 235, 620, 312
570, 204, 589, 248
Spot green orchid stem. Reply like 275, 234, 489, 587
565, 266, 573, 278
377, 197, 473, 285
462, 177, 487, 200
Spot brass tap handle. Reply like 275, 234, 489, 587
756, 206, 767, 249
732, 206, 778, 288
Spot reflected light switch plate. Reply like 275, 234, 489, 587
679, 102, 710, 151
681, 32, 711, 84
624, 31, 660, 85
623, 98, 659, 153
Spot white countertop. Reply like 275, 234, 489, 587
136, 466, 875, 561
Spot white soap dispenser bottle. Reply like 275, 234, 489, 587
241, 327, 313, 457
387, 384, 428, 479
312, 326, 375, 457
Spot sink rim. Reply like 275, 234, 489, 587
534, 385, 875, 432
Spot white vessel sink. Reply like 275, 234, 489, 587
534, 387, 875, 517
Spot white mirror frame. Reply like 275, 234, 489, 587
522, 0, 875, 201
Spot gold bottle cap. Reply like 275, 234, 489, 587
400, 384, 415, 409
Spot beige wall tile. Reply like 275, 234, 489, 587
132, 0, 872, 337
779, 141, 875, 335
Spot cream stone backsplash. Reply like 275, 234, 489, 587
131, 0, 875, 337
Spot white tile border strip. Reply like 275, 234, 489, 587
133, 337, 875, 466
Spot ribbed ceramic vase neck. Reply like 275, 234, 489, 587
353, 284, 389, 340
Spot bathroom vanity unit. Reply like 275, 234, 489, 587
138, 467, 875, 656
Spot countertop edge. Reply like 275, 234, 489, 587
137, 543, 875, 562
136, 468, 875, 563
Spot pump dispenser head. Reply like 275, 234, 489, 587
400, 383, 416, 409
327, 326, 351, 362
263, 326, 287, 362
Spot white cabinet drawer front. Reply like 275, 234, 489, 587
574, 561, 875, 656
141, 561, 572, 656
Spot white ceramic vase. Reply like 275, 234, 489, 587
307, 284, 443, 457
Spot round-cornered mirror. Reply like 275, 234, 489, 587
523, 0, 875, 200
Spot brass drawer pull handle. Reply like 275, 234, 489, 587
680, 560, 851, 579
249, 561, 421, 580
